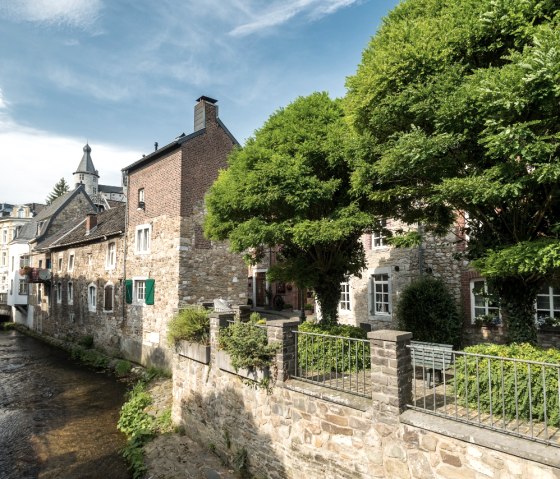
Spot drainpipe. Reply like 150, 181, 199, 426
122, 171, 129, 323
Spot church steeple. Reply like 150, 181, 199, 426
73, 143, 100, 197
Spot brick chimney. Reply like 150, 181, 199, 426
85, 213, 97, 235
194, 96, 218, 132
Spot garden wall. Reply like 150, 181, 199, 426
172, 316, 560, 478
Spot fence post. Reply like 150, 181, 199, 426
209, 312, 234, 364
368, 329, 413, 422
267, 319, 301, 382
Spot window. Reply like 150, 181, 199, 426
126, 278, 155, 305
88, 284, 97, 312
79, 174, 84, 181
67, 252, 75, 272
57, 255, 63, 272
135, 224, 151, 253
56, 282, 62, 303
138, 188, 145, 203
11, 256, 14, 272
1, 252, 6, 267
2, 229, 6, 244
135, 280, 145, 303
372, 219, 387, 248
67, 281, 73, 305
106, 242, 116, 269
471, 279, 500, 322
104, 283, 114, 312
370, 272, 391, 315
93, 187, 97, 194
18, 279, 28, 295
19, 255, 30, 268
87, 254, 93, 267
339, 280, 351, 311
536, 285, 559, 320
17, 208, 24, 218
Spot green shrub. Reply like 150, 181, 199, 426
117, 382, 154, 437
70, 345, 110, 368
167, 307, 210, 345
77, 334, 94, 348
297, 321, 370, 373
218, 321, 279, 370
396, 276, 461, 347
249, 312, 264, 323
454, 343, 560, 426
115, 359, 132, 376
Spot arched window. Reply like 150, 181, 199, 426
88, 283, 97, 312
104, 283, 114, 312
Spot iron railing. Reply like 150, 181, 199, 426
292, 330, 371, 398
407, 343, 560, 447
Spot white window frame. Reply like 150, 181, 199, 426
67, 251, 75, 272
135, 224, 151, 254
106, 242, 116, 270
470, 279, 500, 323
88, 283, 97, 312
133, 278, 147, 305
2, 229, 6, 244
104, 282, 114, 312
536, 285, 559, 320
339, 279, 351, 312
18, 279, 28, 295
368, 268, 391, 317
138, 188, 145, 203
67, 281, 73, 305
56, 281, 62, 303
372, 219, 387, 248
57, 254, 63, 272
1, 252, 6, 267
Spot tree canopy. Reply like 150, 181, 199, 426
205, 92, 375, 324
346, 0, 560, 342
46, 177, 70, 205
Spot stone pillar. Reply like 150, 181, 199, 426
368, 329, 413, 422
267, 319, 300, 382
209, 312, 234, 363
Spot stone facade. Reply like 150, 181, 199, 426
172, 322, 560, 479
122, 97, 247, 369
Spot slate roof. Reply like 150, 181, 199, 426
99, 184, 124, 194
14, 186, 96, 243
41, 204, 125, 250
73, 143, 98, 175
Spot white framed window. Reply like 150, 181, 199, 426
135, 224, 151, 254
19, 255, 30, 268
1, 252, 6, 266
138, 188, 145, 203
106, 242, 116, 269
88, 254, 93, 267
56, 281, 62, 303
17, 208, 24, 218
67, 281, 73, 305
88, 283, 97, 312
536, 285, 559, 320
67, 251, 75, 272
339, 280, 351, 311
2, 229, 6, 244
104, 283, 114, 312
135, 279, 146, 303
57, 254, 63, 272
471, 279, 500, 322
372, 219, 387, 248
18, 279, 28, 295
369, 270, 391, 316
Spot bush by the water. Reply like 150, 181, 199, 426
396, 276, 461, 347
454, 343, 560, 427
297, 321, 370, 373
167, 307, 210, 345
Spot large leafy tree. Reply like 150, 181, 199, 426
205, 92, 375, 325
45, 177, 70, 205
346, 0, 560, 343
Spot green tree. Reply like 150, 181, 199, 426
45, 177, 70, 205
346, 0, 560, 343
205, 92, 375, 325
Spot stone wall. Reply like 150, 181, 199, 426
173, 321, 560, 479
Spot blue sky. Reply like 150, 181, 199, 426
0, 0, 399, 204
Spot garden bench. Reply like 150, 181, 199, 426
410, 340, 454, 387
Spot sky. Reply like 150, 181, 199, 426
0, 0, 399, 204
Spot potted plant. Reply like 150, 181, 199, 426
473, 314, 501, 339
167, 307, 211, 364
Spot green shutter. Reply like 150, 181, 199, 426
145, 279, 155, 305
125, 279, 133, 304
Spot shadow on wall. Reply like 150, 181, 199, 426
178, 385, 287, 479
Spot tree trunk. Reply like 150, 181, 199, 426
314, 281, 341, 326
492, 277, 539, 345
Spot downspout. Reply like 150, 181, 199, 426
122, 170, 129, 323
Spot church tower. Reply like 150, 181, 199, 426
73, 143, 99, 197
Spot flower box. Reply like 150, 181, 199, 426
176, 340, 210, 364
216, 349, 270, 381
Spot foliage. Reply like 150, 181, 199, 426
454, 343, 560, 427
0, 322, 15, 331
346, 0, 560, 343
297, 321, 370, 373
45, 177, 70, 205
218, 321, 279, 371
115, 359, 132, 377
304, 303, 314, 311
167, 307, 210, 345
396, 276, 462, 347
473, 314, 501, 328
69, 345, 110, 368
77, 334, 94, 348
205, 92, 377, 325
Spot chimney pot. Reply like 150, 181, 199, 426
85, 213, 97, 235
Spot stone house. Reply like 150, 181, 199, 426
120, 96, 247, 368
30, 206, 126, 355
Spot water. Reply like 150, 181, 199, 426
0, 330, 131, 479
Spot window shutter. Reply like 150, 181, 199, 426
125, 280, 133, 304
145, 279, 155, 305
367, 276, 373, 315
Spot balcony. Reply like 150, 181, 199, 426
19, 267, 51, 283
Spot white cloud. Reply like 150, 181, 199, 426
0, 106, 140, 205
0, 88, 7, 109
0, 0, 103, 29
229, 0, 360, 37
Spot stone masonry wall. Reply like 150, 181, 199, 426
173, 321, 560, 479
